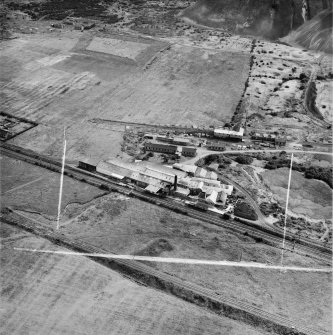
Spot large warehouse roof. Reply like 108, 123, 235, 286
214, 128, 244, 137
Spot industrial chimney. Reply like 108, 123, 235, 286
174, 175, 177, 191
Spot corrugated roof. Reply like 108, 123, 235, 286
173, 163, 197, 174
192, 178, 221, 187
145, 184, 162, 194
130, 172, 163, 187
97, 161, 133, 178
175, 187, 190, 196
144, 167, 175, 183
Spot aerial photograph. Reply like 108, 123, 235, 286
0, 0, 332, 334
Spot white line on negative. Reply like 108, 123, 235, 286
14, 247, 332, 273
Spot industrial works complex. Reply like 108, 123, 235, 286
77, 125, 288, 210
79, 158, 233, 209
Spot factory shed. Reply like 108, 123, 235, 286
109, 173, 125, 180
174, 187, 190, 198
206, 190, 219, 205
195, 168, 207, 179
145, 184, 162, 194
206, 171, 218, 180
173, 163, 197, 175
192, 178, 221, 188
144, 167, 175, 184
78, 158, 100, 172
207, 142, 226, 151
97, 160, 133, 178
130, 171, 164, 189
182, 147, 197, 157
156, 135, 173, 143
214, 127, 244, 140
144, 141, 177, 154
143, 162, 187, 178
172, 137, 191, 146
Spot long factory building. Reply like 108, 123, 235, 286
79, 158, 233, 206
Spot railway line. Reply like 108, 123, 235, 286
1, 142, 331, 264
1, 214, 329, 335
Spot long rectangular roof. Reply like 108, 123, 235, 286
97, 161, 133, 178
214, 128, 244, 136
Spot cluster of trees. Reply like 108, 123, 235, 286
196, 154, 231, 167
235, 155, 253, 165
234, 201, 258, 221
265, 155, 332, 188
0, 2, 10, 40
259, 202, 281, 217
305, 166, 332, 188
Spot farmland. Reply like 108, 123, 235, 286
0, 156, 105, 217
1, 29, 250, 163
6, 190, 331, 334
1, 223, 264, 335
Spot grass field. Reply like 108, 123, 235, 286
0, 156, 104, 217
262, 168, 332, 221
0, 223, 263, 335
16, 191, 329, 334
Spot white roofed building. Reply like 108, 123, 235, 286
214, 127, 244, 140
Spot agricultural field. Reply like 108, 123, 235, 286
10, 191, 332, 334
1, 223, 264, 335
1, 28, 250, 163
0, 156, 105, 218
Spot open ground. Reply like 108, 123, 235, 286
1, 223, 265, 335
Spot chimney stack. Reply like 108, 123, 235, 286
174, 175, 177, 191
